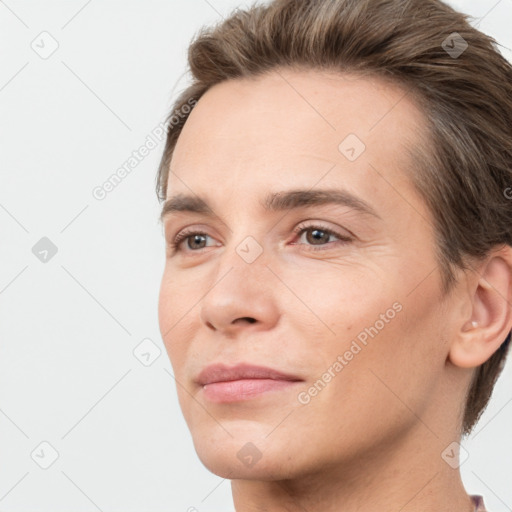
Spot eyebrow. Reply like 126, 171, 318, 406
160, 189, 381, 222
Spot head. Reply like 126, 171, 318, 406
157, 0, 512, 479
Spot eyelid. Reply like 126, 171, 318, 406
165, 222, 218, 244
289, 222, 353, 252
167, 220, 354, 256
293, 220, 355, 241
169, 226, 218, 253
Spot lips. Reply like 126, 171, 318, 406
196, 362, 303, 386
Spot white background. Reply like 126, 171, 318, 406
0, 1, 511, 511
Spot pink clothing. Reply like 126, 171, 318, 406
471, 495, 488, 511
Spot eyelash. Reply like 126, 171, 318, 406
168, 223, 352, 255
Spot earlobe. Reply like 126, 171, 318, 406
449, 248, 512, 369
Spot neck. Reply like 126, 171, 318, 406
231, 422, 475, 512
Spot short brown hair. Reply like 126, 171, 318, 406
156, 0, 512, 436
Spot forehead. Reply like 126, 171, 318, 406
167, 68, 428, 211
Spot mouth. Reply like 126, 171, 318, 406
201, 378, 302, 403
196, 362, 303, 403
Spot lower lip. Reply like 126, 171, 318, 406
201, 378, 301, 403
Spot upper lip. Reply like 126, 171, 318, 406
196, 363, 303, 385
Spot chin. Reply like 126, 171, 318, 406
190, 431, 303, 480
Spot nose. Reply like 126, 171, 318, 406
199, 247, 280, 337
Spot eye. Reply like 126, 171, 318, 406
291, 223, 352, 251
167, 223, 353, 256
168, 228, 217, 254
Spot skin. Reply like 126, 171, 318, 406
158, 68, 512, 512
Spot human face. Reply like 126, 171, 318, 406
158, 68, 456, 479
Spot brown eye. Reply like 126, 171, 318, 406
292, 224, 352, 251
304, 228, 332, 245
184, 234, 208, 250
170, 230, 215, 253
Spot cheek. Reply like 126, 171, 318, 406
157, 272, 173, 340
295, 305, 430, 455
287, 260, 439, 398
331, 289, 443, 431
158, 269, 191, 369
158, 265, 196, 327
282, 260, 393, 336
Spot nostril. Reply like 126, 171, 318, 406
236, 317, 256, 324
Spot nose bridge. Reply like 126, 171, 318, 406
199, 229, 278, 332
215, 207, 270, 273
212, 230, 270, 296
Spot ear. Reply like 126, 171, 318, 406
448, 245, 512, 369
